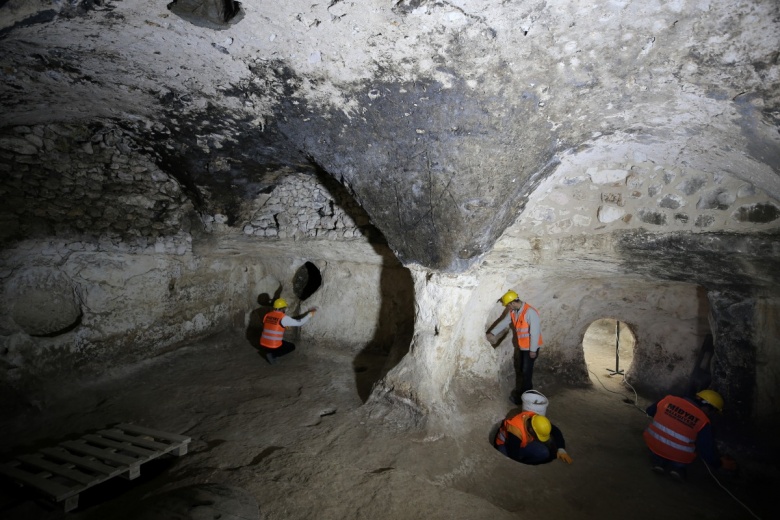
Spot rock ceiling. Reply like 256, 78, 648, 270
1, 0, 779, 272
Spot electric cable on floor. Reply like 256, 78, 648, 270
589, 366, 763, 519
702, 459, 763, 520
587, 366, 647, 415
619, 374, 647, 415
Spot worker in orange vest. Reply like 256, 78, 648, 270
494, 410, 572, 465
643, 389, 736, 480
259, 298, 317, 365
486, 290, 543, 404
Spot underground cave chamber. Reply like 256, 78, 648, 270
1, 1, 779, 518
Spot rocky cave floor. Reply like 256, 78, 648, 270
0, 329, 776, 520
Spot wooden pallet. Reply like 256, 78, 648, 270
0, 423, 191, 512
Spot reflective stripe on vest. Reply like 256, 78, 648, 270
643, 396, 708, 464
260, 310, 286, 349
651, 420, 696, 445
510, 304, 543, 350
646, 421, 696, 453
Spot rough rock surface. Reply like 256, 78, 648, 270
1, 0, 778, 269
7, 267, 81, 337
0, 2, 778, 517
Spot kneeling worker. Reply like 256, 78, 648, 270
260, 298, 316, 364
643, 389, 736, 480
494, 410, 572, 465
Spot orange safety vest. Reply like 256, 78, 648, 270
643, 396, 710, 464
495, 411, 538, 448
510, 303, 543, 350
260, 310, 286, 349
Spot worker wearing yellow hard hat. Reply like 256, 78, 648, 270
494, 410, 572, 465
643, 389, 736, 480
260, 298, 317, 365
486, 289, 544, 404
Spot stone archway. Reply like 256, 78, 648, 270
583, 318, 637, 394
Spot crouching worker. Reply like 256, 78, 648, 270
494, 410, 572, 465
643, 389, 737, 480
260, 298, 316, 365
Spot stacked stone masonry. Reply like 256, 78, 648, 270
242, 172, 373, 240
0, 124, 192, 249
521, 163, 780, 235
1, 123, 374, 255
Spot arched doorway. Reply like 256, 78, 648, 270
583, 318, 636, 394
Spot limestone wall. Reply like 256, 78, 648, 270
232, 239, 414, 354
517, 277, 709, 396
1, 119, 773, 424
372, 149, 777, 422
0, 239, 238, 389
0, 234, 416, 399
754, 296, 780, 427
297, 259, 414, 354
0, 124, 192, 243
461, 274, 709, 396
518, 160, 780, 237
0, 121, 411, 397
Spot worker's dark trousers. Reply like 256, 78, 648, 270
650, 452, 688, 476
513, 349, 536, 398
261, 340, 296, 361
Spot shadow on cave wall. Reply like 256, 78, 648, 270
352, 260, 415, 403
244, 259, 414, 400
245, 288, 282, 352
304, 158, 416, 402
167, 0, 244, 30
240, 161, 416, 400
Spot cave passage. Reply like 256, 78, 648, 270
583, 318, 637, 393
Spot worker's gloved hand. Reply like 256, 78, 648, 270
557, 449, 572, 464
309, 307, 318, 315
720, 455, 737, 471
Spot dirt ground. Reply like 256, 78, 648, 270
0, 327, 774, 520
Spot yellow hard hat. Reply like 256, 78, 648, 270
531, 414, 551, 442
696, 389, 724, 412
273, 298, 288, 309
500, 290, 519, 306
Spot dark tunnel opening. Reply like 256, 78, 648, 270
292, 261, 322, 301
